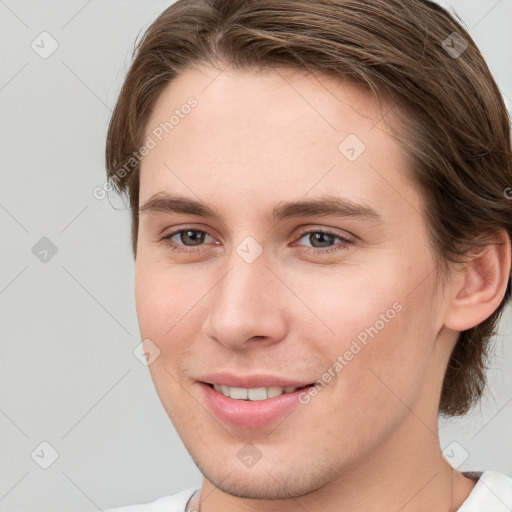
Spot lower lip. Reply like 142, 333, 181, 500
199, 382, 311, 429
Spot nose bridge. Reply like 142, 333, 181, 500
203, 242, 287, 348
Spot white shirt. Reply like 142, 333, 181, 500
103, 471, 512, 511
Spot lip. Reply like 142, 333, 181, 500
199, 372, 313, 388
199, 381, 313, 429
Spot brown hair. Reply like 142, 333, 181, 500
105, 0, 512, 416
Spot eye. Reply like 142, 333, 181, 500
162, 228, 216, 253
294, 229, 354, 255
160, 226, 354, 256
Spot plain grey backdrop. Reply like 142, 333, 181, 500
1, 0, 511, 510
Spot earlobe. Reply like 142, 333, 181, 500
444, 229, 511, 332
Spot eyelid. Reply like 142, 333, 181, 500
161, 224, 354, 241
293, 225, 355, 243
160, 224, 356, 255
161, 224, 218, 241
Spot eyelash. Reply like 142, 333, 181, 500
161, 226, 354, 255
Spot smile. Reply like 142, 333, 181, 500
200, 381, 314, 428
210, 384, 303, 400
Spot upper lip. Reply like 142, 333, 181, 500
199, 372, 314, 389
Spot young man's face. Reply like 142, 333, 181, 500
135, 66, 455, 499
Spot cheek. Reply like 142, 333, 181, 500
134, 258, 200, 412
135, 254, 201, 340
300, 260, 438, 390
313, 272, 437, 429
134, 255, 215, 402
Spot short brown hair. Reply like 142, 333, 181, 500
105, 0, 512, 416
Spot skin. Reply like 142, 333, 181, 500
134, 64, 510, 512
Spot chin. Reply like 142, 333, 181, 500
206, 471, 321, 500
190, 448, 337, 500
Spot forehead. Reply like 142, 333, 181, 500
139, 65, 422, 223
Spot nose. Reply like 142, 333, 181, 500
202, 248, 288, 350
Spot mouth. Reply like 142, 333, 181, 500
204, 382, 312, 401
199, 381, 316, 429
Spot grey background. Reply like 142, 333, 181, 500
0, 1, 511, 510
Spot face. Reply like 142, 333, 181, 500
135, 65, 451, 499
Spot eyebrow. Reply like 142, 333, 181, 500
139, 192, 382, 222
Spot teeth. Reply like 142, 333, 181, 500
212, 384, 299, 400
229, 387, 248, 400
248, 387, 267, 401
267, 386, 284, 398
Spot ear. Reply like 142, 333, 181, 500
443, 229, 511, 332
